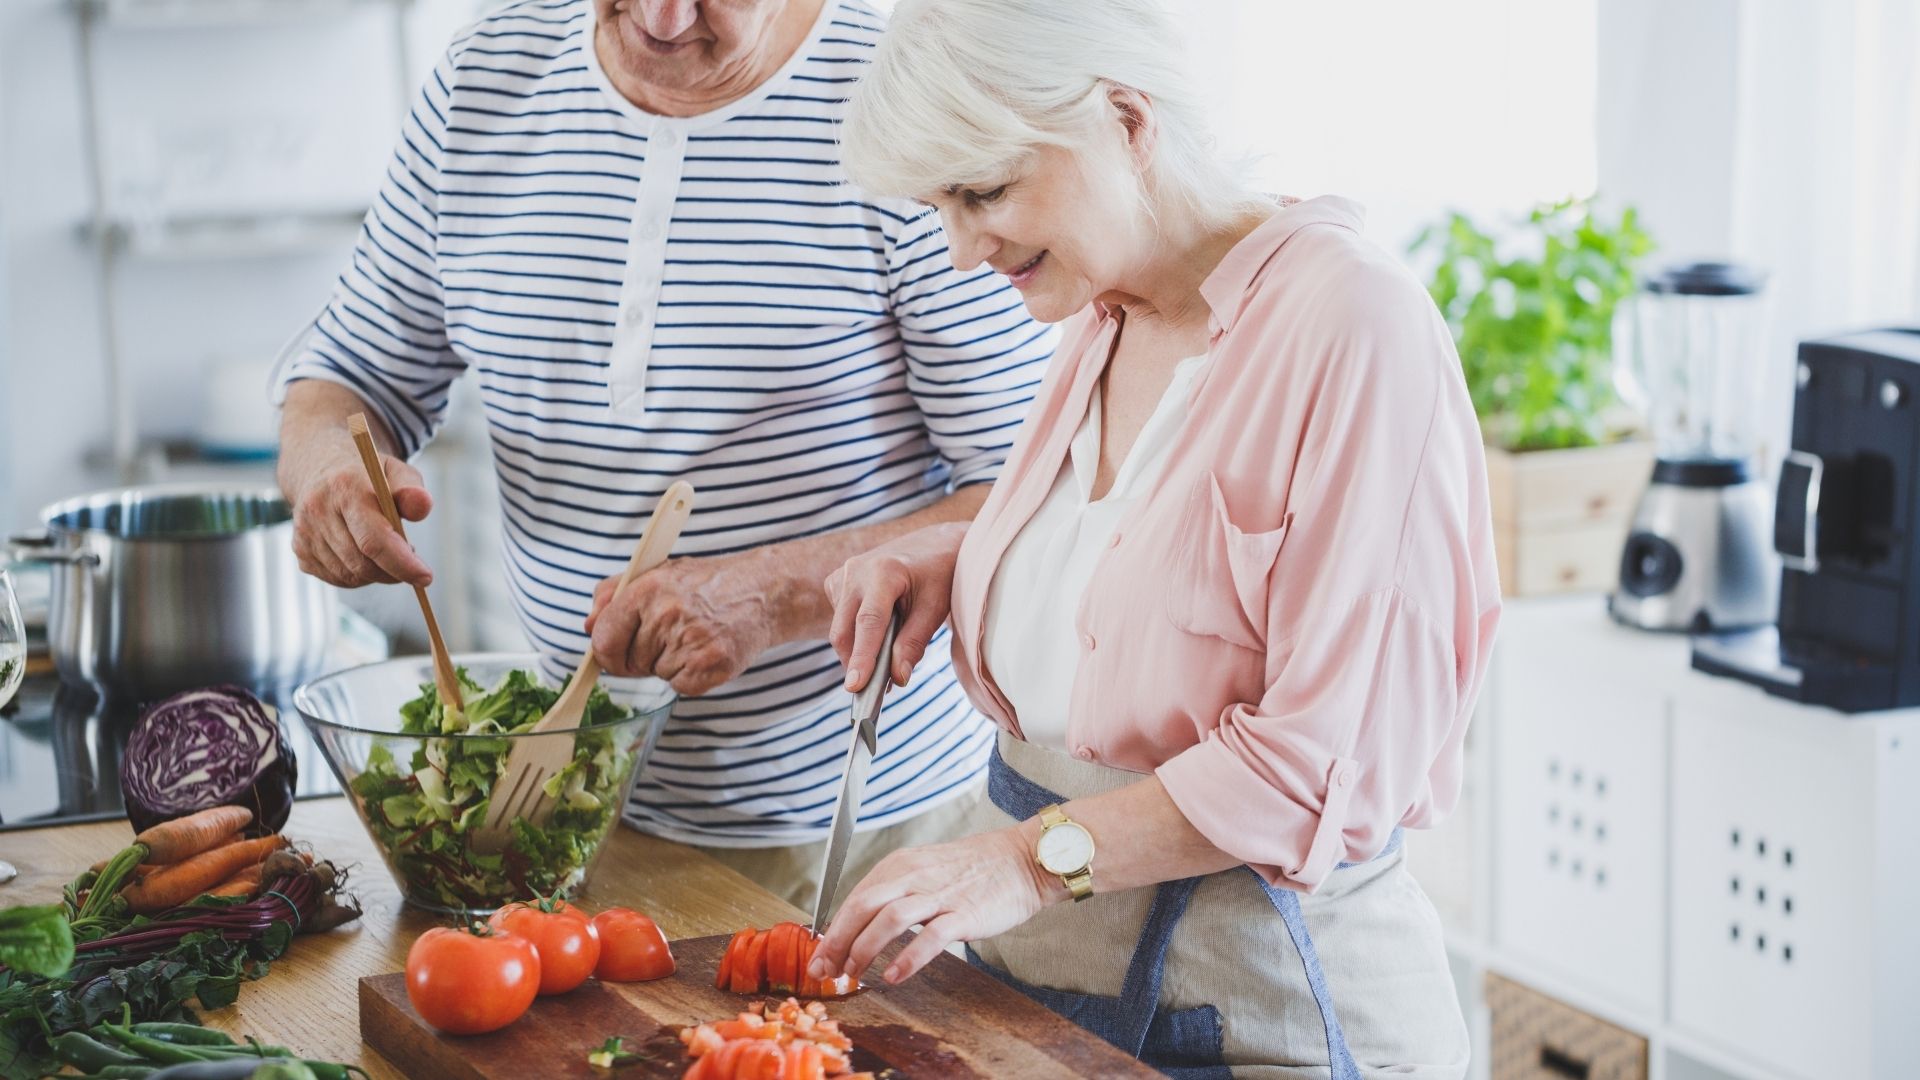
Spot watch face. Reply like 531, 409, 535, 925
1037, 821, 1094, 875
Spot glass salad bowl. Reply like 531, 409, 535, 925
296, 653, 675, 914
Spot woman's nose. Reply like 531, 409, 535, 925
946, 223, 997, 274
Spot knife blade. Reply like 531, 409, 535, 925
810, 613, 898, 932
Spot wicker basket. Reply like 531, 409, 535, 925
1486, 972, 1649, 1080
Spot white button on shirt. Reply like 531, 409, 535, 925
983, 354, 1209, 752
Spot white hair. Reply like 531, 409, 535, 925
841, 0, 1259, 227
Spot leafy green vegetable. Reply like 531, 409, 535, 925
0, 905, 74, 978
349, 666, 638, 911
0, 924, 291, 1080
1409, 196, 1655, 451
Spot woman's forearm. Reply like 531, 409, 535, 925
1010, 776, 1244, 904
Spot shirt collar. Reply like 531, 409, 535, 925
1199, 195, 1366, 336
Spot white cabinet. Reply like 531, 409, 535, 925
1490, 608, 1675, 1016
1666, 680, 1920, 1078
1414, 595, 1920, 1080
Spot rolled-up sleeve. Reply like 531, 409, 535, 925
1157, 588, 1476, 891
271, 51, 467, 457
885, 207, 1056, 489
1154, 259, 1498, 892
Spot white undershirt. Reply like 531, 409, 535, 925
982, 354, 1210, 751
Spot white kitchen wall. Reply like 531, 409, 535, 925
1596, 0, 1920, 465
0, 0, 490, 534
1174, 0, 1599, 254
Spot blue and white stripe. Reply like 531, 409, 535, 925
277, 0, 1056, 845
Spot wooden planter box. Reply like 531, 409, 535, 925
1485, 439, 1653, 597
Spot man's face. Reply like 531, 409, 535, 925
596, 0, 794, 94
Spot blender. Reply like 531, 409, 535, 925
1608, 261, 1779, 632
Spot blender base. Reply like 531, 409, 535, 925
1608, 461, 1778, 632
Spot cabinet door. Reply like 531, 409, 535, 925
1491, 600, 1677, 1016
1667, 689, 1876, 1078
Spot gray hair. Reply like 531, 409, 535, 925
842, 0, 1260, 226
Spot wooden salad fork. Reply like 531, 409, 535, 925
474, 480, 696, 852
348, 413, 464, 722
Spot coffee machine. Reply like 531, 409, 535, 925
1609, 262, 1779, 632
1692, 329, 1920, 712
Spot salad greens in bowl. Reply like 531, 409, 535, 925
294, 654, 675, 914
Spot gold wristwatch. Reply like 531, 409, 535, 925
1034, 803, 1096, 901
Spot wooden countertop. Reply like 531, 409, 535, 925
0, 797, 802, 1078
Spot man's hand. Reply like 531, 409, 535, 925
278, 381, 436, 588
286, 448, 435, 588
584, 551, 781, 696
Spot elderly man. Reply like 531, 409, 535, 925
273, 0, 1054, 905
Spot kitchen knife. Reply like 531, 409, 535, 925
810, 613, 898, 931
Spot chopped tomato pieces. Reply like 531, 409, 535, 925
677, 996, 869, 1080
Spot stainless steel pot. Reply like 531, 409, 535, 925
7, 484, 335, 701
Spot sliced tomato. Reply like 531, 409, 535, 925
717, 928, 753, 992
712, 1039, 748, 1077
784, 1041, 825, 1080
731, 930, 764, 994
734, 1041, 784, 1080
774, 922, 802, 992
763, 922, 788, 993
796, 925, 815, 991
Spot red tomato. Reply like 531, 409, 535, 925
592, 906, 675, 981
405, 925, 541, 1035
489, 900, 601, 995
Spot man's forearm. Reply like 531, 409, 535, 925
749, 484, 988, 646
277, 381, 396, 500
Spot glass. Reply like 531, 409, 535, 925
295, 653, 675, 915
1615, 287, 1770, 462
0, 570, 24, 711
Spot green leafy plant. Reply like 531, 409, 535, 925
1410, 196, 1654, 451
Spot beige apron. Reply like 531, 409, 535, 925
965, 733, 1469, 1079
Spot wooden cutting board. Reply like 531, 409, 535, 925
360, 932, 1162, 1079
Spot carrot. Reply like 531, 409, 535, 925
133, 805, 254, 864
204, 862, 267, 899
120, 834, 285, 913
94, 835, 252, 877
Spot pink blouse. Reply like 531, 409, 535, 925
948, 196, 1502, 892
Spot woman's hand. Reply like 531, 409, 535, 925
808, 825, 1065, 985
825, 521, 969, 692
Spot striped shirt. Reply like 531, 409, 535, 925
274, 0, 1057, 845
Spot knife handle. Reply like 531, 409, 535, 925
852, 613, 899, 717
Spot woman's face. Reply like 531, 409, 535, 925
923, 121, 1150, 324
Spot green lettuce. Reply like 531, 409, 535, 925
349, 667, 638, 911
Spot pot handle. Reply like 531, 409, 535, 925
6, 532, 100, 566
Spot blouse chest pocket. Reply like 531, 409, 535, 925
1163, 471, 1291, 652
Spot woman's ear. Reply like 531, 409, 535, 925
1106, 83, 1157, 168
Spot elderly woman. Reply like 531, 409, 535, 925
808, 0, 1499, 1075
